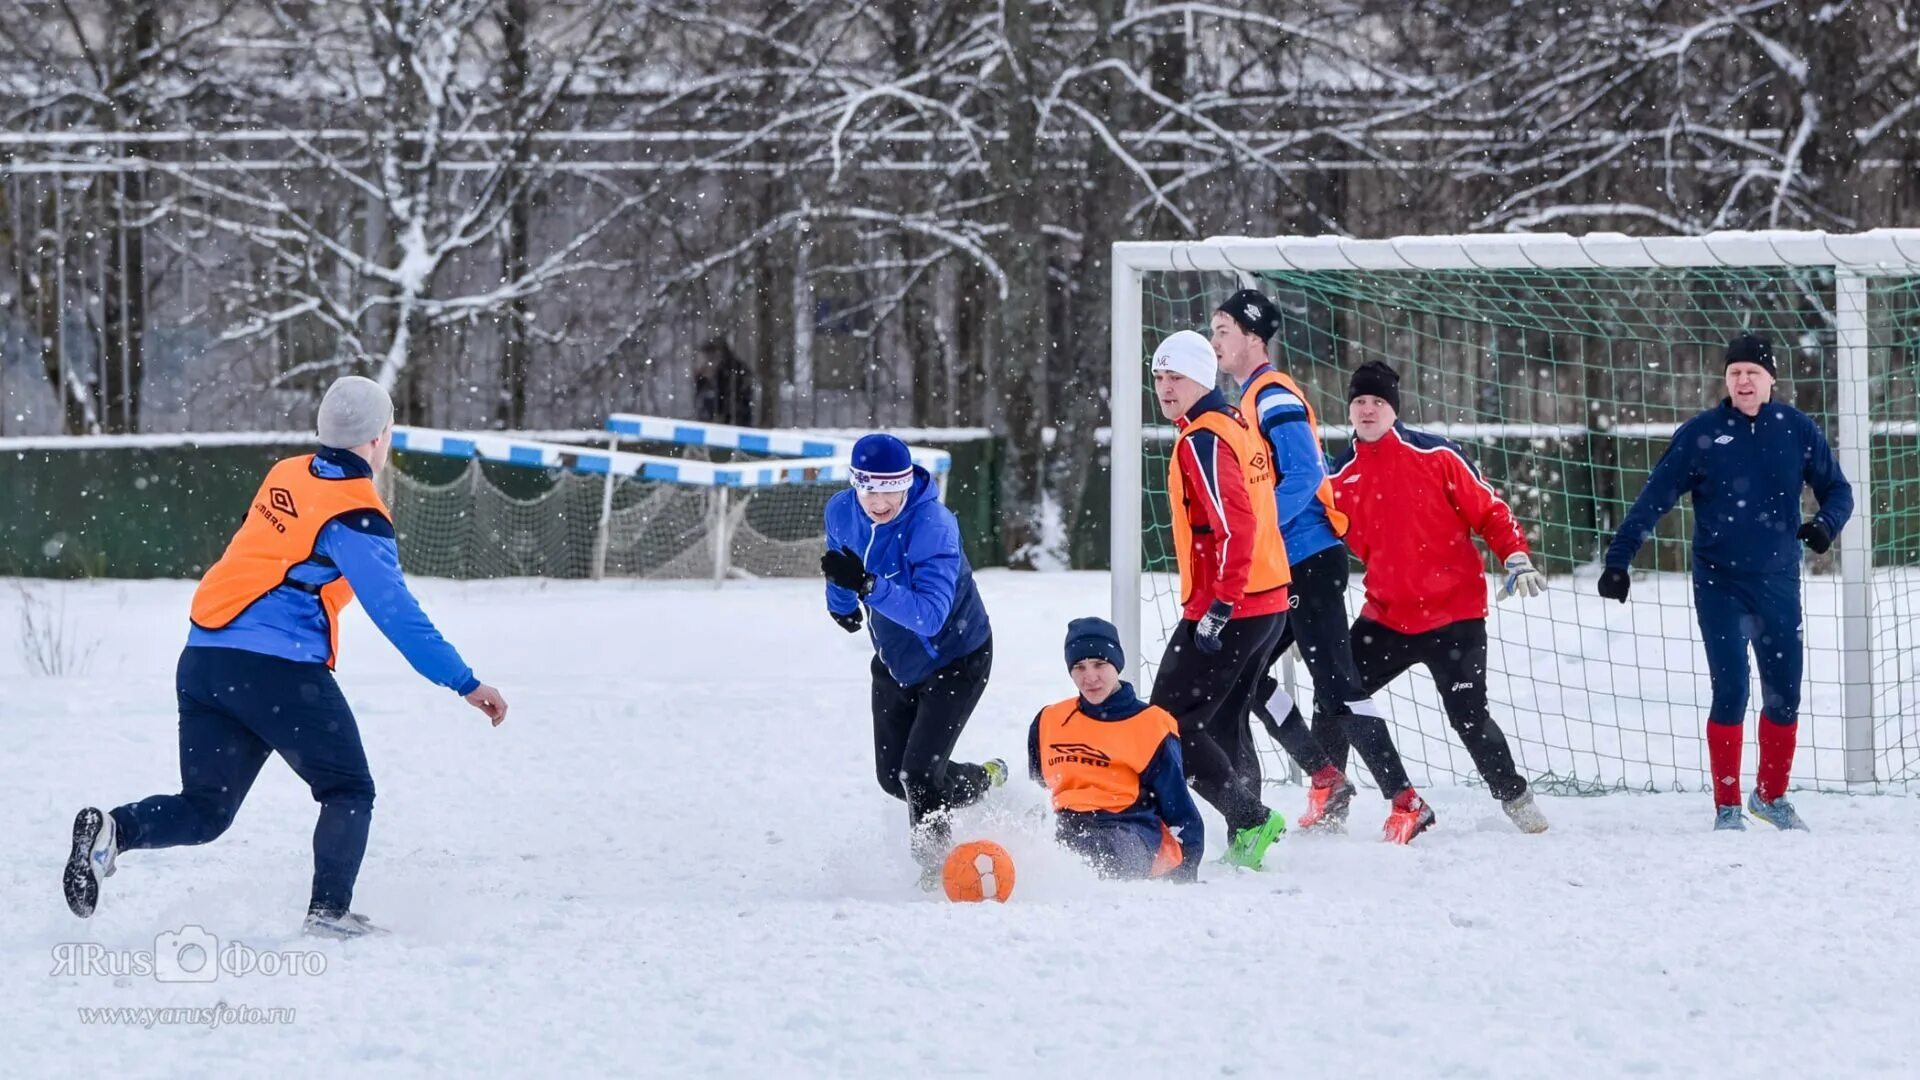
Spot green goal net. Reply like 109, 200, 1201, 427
1112, 233, 1920, 795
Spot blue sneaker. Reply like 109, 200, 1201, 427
1746, 790, 1809, 832
1713, 805, 1745, 831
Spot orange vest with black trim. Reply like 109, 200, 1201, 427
1037, 698, 1185, 878
1166, 407, 1291, 606
189, 455, 390, 669
1240, 368, 1350, 538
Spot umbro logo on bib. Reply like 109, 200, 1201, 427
1713, 435, 1734, 445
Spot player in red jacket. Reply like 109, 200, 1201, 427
1327, 361, 1550, 838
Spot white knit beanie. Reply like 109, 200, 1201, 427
316, 376, 394, 450
1150, 330, 1218, 389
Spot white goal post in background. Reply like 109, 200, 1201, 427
1110, 230, 1920, 793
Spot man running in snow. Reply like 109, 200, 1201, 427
64, 376, 508, 939
1329, 360, 1549, 838
1147, 330, 1292, 870
1028, 618, 1205, 881
1600, 335, 1851, 831
1211, 289, 1428, 842
822, 433, 1006, 884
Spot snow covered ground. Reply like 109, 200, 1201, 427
5, 572, 1919, 1078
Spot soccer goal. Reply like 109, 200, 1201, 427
1109, 230, 1920, 795
382, 416, 950, 582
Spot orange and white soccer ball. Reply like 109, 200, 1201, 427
941, 840, 1016, 903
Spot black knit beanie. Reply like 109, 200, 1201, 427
1347, 360, 1401, 413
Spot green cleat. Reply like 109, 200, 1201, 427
1223, 809, 1287, 871
981, 758, 1009, 788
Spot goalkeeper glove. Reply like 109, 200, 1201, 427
1597, 567, 1631, 603
1797, 521, 1832, 555
1194, 600, 1232, 654
831, 608, 863, 634
821, 546, 875, 597
1498, 552, 1545, 603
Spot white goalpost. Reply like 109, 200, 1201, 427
1110, 229, 1920, 794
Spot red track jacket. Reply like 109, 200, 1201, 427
1328, 423, 1529, 635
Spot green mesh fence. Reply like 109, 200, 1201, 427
1132, 265, 1920, 795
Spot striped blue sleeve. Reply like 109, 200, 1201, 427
320, 516, 479, 695
1256, 385, 1326, 529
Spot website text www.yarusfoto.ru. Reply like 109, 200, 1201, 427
76, 1003, 296, 1029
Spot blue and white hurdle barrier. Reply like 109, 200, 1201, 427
392, 426, 858, 488
389, 417, 955, 582
602, 413, 951, 477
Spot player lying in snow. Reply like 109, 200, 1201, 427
821, 433, 1007, 887
1027, 618, 1205, 881
1601, 335, 1852, 832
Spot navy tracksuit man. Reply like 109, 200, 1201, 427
64, 376, 506, 937
1601, 336, 1851, 831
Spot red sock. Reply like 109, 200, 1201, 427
1756, 716, 1798, 803
1391, 788, 1424, 812
1707, 722, 1744, 807
1310, 765, 1342, 788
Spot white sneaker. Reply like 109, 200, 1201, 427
303, 909, 390, 939
1502, 791, 1549, 834
64, 807, 117, 918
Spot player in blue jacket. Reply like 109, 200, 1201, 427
821, 433, 1005, 884
1601, 335, 1852, 831
64, 376, 507, 938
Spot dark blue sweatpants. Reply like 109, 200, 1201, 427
1694, 571, 1803, 727
110, 646, 377, 914
1057, 816, 1162, 880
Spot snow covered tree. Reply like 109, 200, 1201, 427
156, 0, 643, 423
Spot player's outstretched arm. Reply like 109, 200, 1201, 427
1604, 425, 1699, 573
323, 515, 489, 703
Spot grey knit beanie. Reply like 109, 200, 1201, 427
316, 376, 394, 450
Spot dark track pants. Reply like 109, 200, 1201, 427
1694, 572, 1803, 727
1252, 544, 1415, 797
1056, 816, 1163, 880
1316, 617, 1529, 803
871, 639, 994, 854
111, 646, 377, 915
1150, 613, 1284, 834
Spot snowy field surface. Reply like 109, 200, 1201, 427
5, 572, 1919, 1079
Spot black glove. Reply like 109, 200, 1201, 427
820, 546, 875, 596
831, 608, 863, 634
1194, 600, 1232, 654
1797, 521, 1832, 555
1597, 566, 1631, 603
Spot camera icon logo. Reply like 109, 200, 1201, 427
153, 926, 220, 984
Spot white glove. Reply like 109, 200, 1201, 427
1499, 552, 1545, 603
